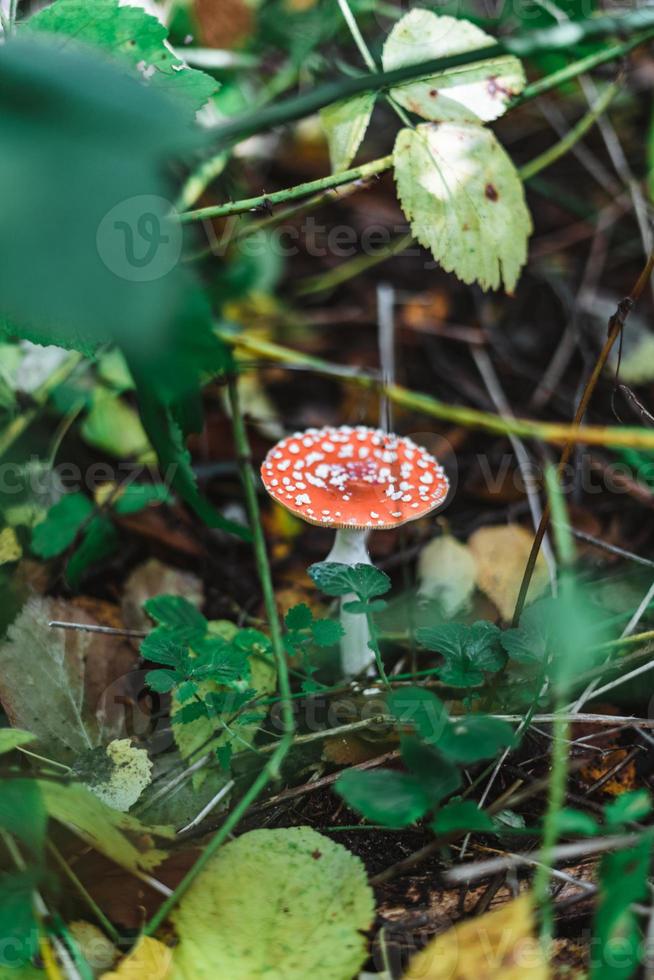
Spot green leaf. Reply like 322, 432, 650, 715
65, 515, 118, 588
604, 790, 652, 828
25, 0, 217, 118
431, 798, 495, 834
383, 11, 525, 123
141, 626, 195, 668
335, 768, 431, 828
0, 37, 200, 363
0, 871, 39, 966
308, 562, 391, 600
401, 736, 461, 805
145, 669, 180, 694
176, 681, 200, 703
553, 807, 599, 837
500, 599, 553, 664
310, 619, 344, 647
40, 780, 173, 873
31, 493, 93, 559
387, 687, 449, 743
591, 831, 653, 980
285, 603, 314, 631
393, 123, 531, 293
0, 779, 47, 858
81, 390, 151, 459
320, 92, 376, 173
417, 621, 505, 687
113, 483, 172, 515
144, 595, 207, 631
436, 715, 515, 764
0, 730, 36, 755
171, 827, 374, 980
342, 599, 387, 614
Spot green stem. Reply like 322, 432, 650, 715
532, 695, 570, 945
366, 610, 389, 687
179, 155, 392, 223
217, 330, 654, 452
144, 373, 294, 937
514, 30, 654, 105
208, 11, 654, 150
47, 843, 121, 944
337, 0, 377, 72
520, 77, 621, 181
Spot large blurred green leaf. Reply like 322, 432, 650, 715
24, 0, 217, 118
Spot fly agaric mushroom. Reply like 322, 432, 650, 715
260, 425, 449, 676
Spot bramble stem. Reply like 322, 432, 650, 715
217, 330, 654, 453
144, 373, 294, 937
179, 155, 392, 223
208, 12, 654, 151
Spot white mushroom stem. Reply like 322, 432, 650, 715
326, 528, 375, 677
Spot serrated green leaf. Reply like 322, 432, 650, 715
401, 736, 461, 805
285, 603, 314, 631
310, 618, 344, 647
25, 0, 217, 118
308, 561, 391, 600
146, 669, 180, 694
393, 123, 531, 293
141, 626, 194, 668
171, 827, 374, 980
437, 714, 515, 763
320, 92, 376, 172
173, 700, 208, 725
0, 780, 46, 859
500, 599, 553, 664
65, 515, 118, 588
383, 11, 525, 123
31, 493, 93, 559
417, 621, 505, 687
335, 768, 431, 828
431, 798, 495, 834
387, 687, 449, 743
144, 595, 207, 631
176, 681, 199, 703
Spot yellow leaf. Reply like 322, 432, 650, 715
101, 937, 172, 980
0, 526, 22, 565
403, 895, 549, 979
468, 524, 549, 621
417, 534, 476, 617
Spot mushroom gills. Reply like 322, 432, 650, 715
326, 528, 375, 677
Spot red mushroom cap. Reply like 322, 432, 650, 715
260, 425, 449, 529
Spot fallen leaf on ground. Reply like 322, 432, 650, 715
417, 534, 476, 617
171, 827, 374, 979
468, 524, 549, 621
40, 781, 173, 873
0, 597, 137, 763
403, 894, 548, 979
69, 921, 117, 973
78, 738, 153, 812
579, 748, 638, 797
0, 526, 22, 565
121, 558, 204, 632
101, 936, 172, 979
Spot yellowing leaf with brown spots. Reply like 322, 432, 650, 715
393, 124, 531, 293
468, 524, 548, 621
403, 895, 549, 979
101, 937, 172, 979
383, 11, 525, 124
